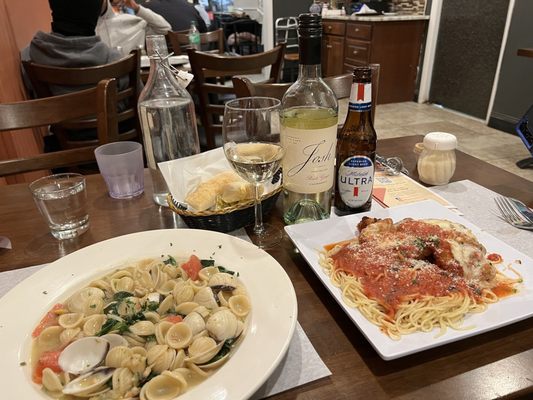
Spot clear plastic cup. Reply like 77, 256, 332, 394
95, 141, 144, 199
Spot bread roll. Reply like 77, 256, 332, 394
220, 181, 262, 203
185, 171, 241, 211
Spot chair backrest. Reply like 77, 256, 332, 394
167, 28, 225, 55
22, 50, 141, 150
187, 44, 285, 149
224, 18, 262, 55
0, 79, 118, 177
233, 73, 353, 100
275, 17, 298, 51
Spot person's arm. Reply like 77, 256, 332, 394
123, 0, 171, 34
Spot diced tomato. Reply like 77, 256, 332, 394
487, 253, 503, 263
181, 255, 202, 281
32, 350, 62, 384
164, 315, 184, 323
32, 304, 64, 338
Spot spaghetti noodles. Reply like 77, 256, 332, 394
320, 217, 520, 339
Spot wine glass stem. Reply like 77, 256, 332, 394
253, 183, 264, 234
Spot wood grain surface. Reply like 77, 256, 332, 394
1, 136, 532, 399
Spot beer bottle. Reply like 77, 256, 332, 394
334, 66, 377, 215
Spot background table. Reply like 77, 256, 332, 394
1, 135, 532, 399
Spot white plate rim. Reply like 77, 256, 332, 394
285, 200, 533, 360
0, 229, 297, 399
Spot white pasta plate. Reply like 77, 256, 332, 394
0, 229, 297, 399
285, 200, 533, 360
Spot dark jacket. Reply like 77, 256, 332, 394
144, 0, 207, 32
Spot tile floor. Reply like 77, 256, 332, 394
374, 102, 533, 183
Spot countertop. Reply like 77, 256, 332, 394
323, 14, 430, 22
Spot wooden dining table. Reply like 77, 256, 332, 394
1, 135, 532, 399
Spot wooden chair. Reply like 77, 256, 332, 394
187, 44, 285, 149
275, 17, 299, 80
0, 79, 118, 177
167, 28, 225, 55
232, 73, 352, 100
22, 50, 141, 150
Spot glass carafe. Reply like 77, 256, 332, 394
138, 35, 200, 206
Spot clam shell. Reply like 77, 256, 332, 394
62, 367, 115, 396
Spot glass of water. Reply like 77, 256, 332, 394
29, 173, 89, 240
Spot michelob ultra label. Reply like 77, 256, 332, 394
349, 82, 372, 112
338, 156, 374, 207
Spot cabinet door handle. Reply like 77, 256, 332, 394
355, 28, 360, 32
327, 25, 332, 30
326, 45, 333, 49
353, 50, 358, 55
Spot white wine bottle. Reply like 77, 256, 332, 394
280, 13, 338, 225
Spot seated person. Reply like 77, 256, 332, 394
97, 0, 171, 55
21, 0, 129, 150
22, 0, 123, 96
193, 0, 211, 30
143, 0, 207, 32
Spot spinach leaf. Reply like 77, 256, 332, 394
113, 291, 133, 301
200, 259, 215, 268
163, 255, 177, 266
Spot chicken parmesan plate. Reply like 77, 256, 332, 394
285, 200, 532, 360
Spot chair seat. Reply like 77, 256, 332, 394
284, 53, 299, 62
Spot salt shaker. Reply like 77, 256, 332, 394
417, 132, 457, 185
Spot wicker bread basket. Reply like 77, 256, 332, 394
168, 186, 282, 233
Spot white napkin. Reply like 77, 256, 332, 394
158, 147, 281, 212
355, 4, 378, 14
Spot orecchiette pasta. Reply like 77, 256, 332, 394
31, 254, 250, 399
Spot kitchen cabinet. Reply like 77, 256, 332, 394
322, 17, 428, 104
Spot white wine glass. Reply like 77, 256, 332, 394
223, 97, 284, 249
